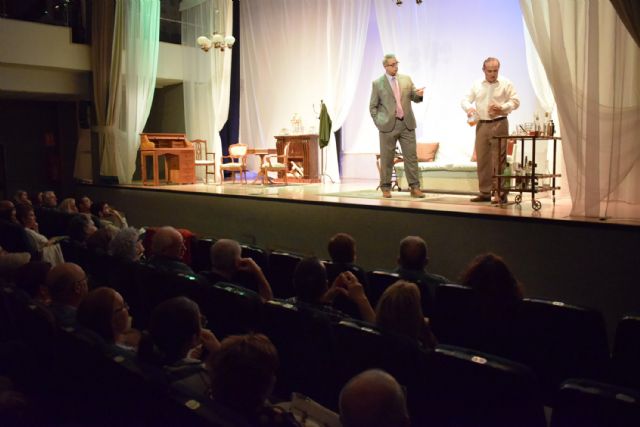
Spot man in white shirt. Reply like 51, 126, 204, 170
462, 57, 520, 203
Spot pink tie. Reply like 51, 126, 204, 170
392, 77, 404, 119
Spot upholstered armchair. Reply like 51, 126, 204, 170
219, 143, 248, 184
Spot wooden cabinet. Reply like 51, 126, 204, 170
274, 134, 320, 181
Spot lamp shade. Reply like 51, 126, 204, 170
196, 36, 212, 50
224, 35, 236, 48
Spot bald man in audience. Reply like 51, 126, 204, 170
339, 369, 410, 427
46, 262, 89, 327
395, 235, 449, 317
201, 239, 273, 301
147, 226, 195, 275
41, 191, 58, 209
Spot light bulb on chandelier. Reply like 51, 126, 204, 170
197, 33, 236, 52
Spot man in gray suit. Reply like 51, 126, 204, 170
370, 54, 425, 199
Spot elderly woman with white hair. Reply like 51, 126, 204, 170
108, 227, 145, 262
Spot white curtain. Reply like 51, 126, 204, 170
109, 0, 160, 184
180, 0, 233, 181
521, 0, 640, 219
342, 1, 539, 167
239, 0, 371, 182
522, 19, 568, 196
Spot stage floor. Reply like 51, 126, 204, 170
116, 177, 637, 227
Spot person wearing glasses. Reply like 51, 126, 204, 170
370, 54, 426, 199
46, 262, 89, 328
76, 287, 138, 356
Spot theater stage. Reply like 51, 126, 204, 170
78, 178, 640, 342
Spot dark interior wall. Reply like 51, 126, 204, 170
144, 84, 185, 133
0, 99, 79, 198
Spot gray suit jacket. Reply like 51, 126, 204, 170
369, 74, 423, 132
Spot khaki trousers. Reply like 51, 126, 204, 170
475, 119, 509, 195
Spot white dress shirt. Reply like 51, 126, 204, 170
461, 76, 520, 120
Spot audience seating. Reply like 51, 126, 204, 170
433, 283, 611, 402
34, 208, 77, 238
365, 270, 400, 309
267, 250, 303, 298
186, 281, 263, 340
550, 378, 640, 427
517, 298, 610, 400
259, 299, 337, 407
0, 219, 39, 257
418, 344, 546, 427
240, 243, 269, 273
332, 319, 430, 411
191, 237, 216, 273
611, 314, 640, 389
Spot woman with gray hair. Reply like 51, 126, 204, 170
109, 227, 145, 262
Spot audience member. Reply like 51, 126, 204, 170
291, 257, 375, 322
395, 235, 449, 317
67, 213, 98, 247
13, 261, 51, 303
76, 287, 138, 355
209, 333, 300, 426
46, 262, 88, 327
202, 239, 273, 301
76, 196, 92, 214
0, 202, 38, 257
91, 201, 127, 230
0, 200, 18, 223
147, 226, 195, 275
376, 280, 437, 350
109, 227, 145, 262
29, 192, 43, 208
339, 369, 410, 427
326, 232, 369, 286
41, 191, 58, 209
13, 190, 31, 206
460, 252, 523, 304
138, 297, 220, 397
58, 198, 79, 214
15, 203, 64, 266
85, 227, 117, 254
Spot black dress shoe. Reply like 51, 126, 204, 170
470, 195, 491, 202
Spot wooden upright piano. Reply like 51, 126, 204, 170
139, 133, 196, 185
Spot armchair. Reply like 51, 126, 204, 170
193, 139, 216, 184
261, 141, 294, 185
219, 143, 248, 184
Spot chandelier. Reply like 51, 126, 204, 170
197, 33, 236, 52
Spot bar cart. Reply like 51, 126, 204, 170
493, 134, 562, 211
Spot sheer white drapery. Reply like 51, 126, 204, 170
521, 0, 640, 219
180, 0, 233, 181
109, 0, 160, 184
239, 0, 371, 182
342, 1, 537, 166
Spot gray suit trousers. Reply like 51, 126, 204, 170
379, 118, 420, 190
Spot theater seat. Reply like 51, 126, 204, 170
551, 379, 640, 427
418, 344, 546, 427
611, 314, 640, 389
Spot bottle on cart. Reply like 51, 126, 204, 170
525, 160, 534, 190
501, 162, 512, 190
548, 119, 555, 136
